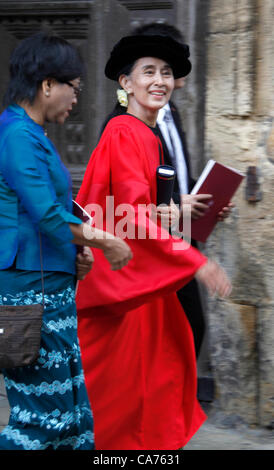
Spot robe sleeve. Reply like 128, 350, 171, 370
76, 122, 207, 316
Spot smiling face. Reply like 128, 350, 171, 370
119, 57, 174, 126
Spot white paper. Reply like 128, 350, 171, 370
73, 200, 93, 225
191, 160, 244, 195
191, 160, 216, 194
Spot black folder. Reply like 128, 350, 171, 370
72, 200, 93, 254
156, 165, 176, 206
72, 200, 93, 224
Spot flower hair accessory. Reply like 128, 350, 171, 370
117, 88, 128, 107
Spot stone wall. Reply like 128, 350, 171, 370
173, 0, 208, 179
205, 0, 274, 428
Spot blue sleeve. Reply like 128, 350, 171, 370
1, 126, 82, 245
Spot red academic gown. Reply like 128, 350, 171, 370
76, 115, 207, 450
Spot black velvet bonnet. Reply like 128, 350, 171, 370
105, 35, 191, 81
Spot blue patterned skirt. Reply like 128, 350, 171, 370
0, 269, 94, 450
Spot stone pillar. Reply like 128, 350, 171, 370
173, 0, 209, 178
205, 0, 274, 427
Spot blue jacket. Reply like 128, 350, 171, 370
0, 104, 82, 274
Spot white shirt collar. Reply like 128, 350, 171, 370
157, 103, 171, 124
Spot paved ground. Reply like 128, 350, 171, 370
183, 400, 274, 450
184, 420, 274, 450
1, 374, 273, 450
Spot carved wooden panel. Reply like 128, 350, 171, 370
0, 1, 90, 179
118, 0, 173, 9
118, 0, 174, 27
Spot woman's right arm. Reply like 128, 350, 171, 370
195, 259, 231, 298
69, 223, 132, 271
1, 127, 132, 271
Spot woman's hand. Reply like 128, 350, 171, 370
217, 202, 235, 221
195, 260, 232, 298
101, 235, 133, 270
76, 247, 94, 280
69, 223, 133, 271
155, 199, 180, 229
181, 194, 212, 220
181, 194, 235, 222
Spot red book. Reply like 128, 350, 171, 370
190, 160, 244, 243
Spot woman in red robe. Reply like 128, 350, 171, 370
76, 35, 231, 450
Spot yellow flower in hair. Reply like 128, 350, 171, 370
117, 89, 128, 107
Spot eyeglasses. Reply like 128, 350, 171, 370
63, 81, 83, 97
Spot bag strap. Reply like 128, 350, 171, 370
156, 136, 165, 165
38, 232, 45, 309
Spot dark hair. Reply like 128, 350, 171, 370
118, 62, 135, 77
3, 31, 85, 106
132, 22, 185, 44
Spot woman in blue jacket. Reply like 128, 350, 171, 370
0, 32, 132, 450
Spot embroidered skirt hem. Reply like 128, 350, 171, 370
0, 269, 94, 450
